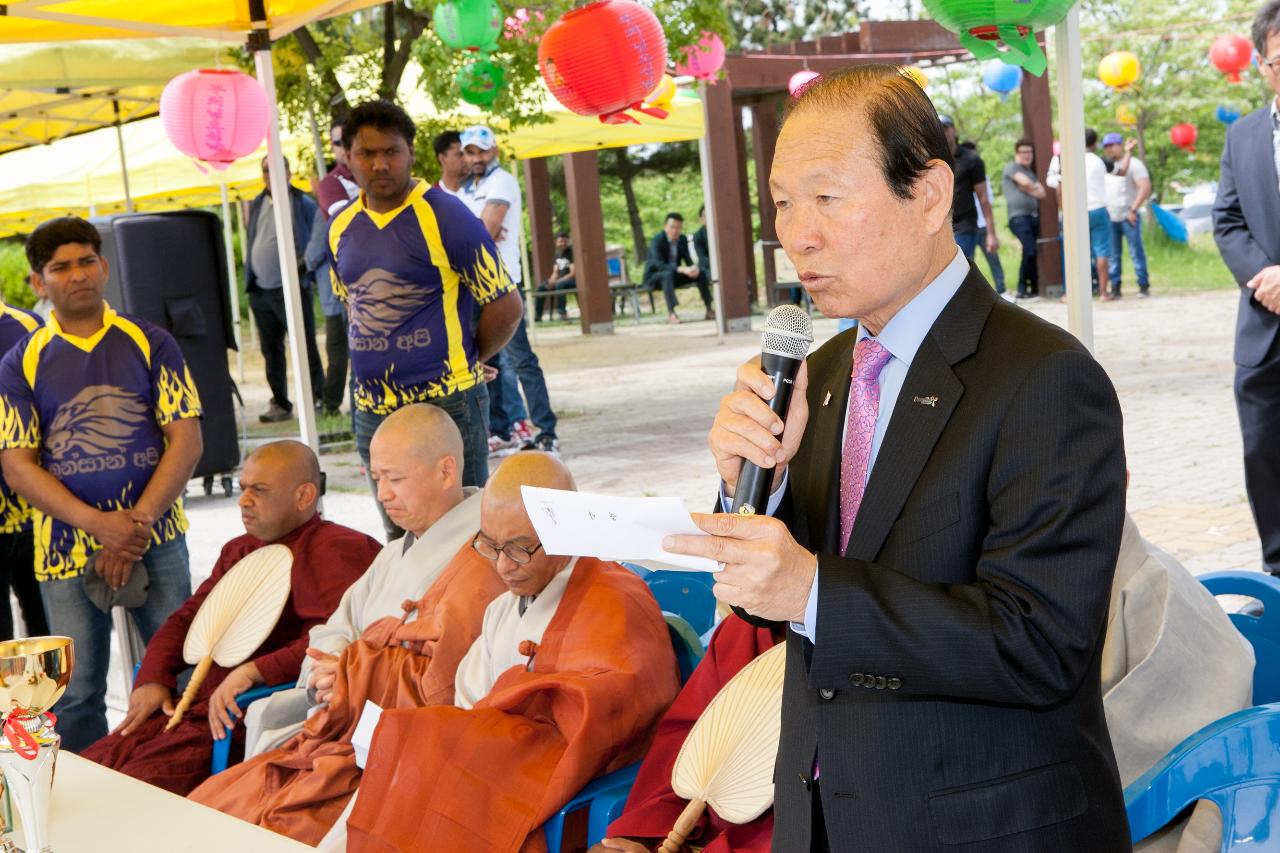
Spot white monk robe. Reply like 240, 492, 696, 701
315, 558, 579, 853
1102, 513, 1255, 853
244, 488, 482, 755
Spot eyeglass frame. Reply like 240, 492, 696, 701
471, 533, 543, 565
1258, 54, 1280, 72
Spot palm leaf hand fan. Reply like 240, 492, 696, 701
165, 544, 294, 730
659, 642, 788, 853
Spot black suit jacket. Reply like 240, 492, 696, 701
1213, 105, 1280, 367
643, 231, 694, 278
761, 266, 1130, 851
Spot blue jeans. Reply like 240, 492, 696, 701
43, 535, 191, 752
1088, 207, 1112, 261
1008, 215, 1039, 296
488, 308, 557, 439
955, 230, 978, 259
1108, 214, 1149, 294
354, 383, 491, 538
974, 226, 1005, 293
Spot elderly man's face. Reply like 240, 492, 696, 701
769, 105, 949, 328
475, 499, 562, 597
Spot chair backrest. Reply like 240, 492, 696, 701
1200, 571, 1280, 704
1125, 703, 1280, 848
646, 572, 717, 636
664, 612, 705, 684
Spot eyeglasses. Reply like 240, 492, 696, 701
1259, 55, 1280, 71
471, 535, 543, 565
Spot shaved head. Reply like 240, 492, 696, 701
482, 451, 575, 510
248, 440, 321, 488
375, 403, 465, 470
238, 440, 321, 541
369, 403, 467, 538
477, 452, 575, 597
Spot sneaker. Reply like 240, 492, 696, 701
259, 400, 291, 423
512, 420, 535, 449
704, 308, 716, 320
534, 434, 560, 455
488, 433, 520, 457
1015, 293, 1041, 303
1138, 290, 1150, 299
1000, 292, 1016, 303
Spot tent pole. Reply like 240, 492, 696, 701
113, 99, 134, 213
219, 180, 246, 384
1052, 7, 1093, 351
253, 40, 320, 454
698, 82, 725, 345
235, 196, 257, 358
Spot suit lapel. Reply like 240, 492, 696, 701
1254, 110, 1280, 229
806, 335, 854, 554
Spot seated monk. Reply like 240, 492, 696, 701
595, 511, 1255, 853
79, 440, 381, 795
331, 452, 681, 852
244, 403, 483, 756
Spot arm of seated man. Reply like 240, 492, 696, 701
207, 661, 264, 740
113, 682, 175, 736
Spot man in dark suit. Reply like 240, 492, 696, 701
1213, 1, 1280, 575
665, 66, 1130, 851
643, 211, 713, 324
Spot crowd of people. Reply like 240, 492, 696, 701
1, 14, 1279, 846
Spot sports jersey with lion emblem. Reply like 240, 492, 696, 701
0, 306, 203, 581
326, 179, 515, 415
0, 302, 41, 534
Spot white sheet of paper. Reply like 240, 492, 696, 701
521, 486, 719, 572
351, 700, 383, 770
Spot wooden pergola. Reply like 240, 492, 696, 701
521, 20, 1063, 335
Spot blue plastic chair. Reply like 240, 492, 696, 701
646, 572, 717, 637
1199, 571, 1280, 704
665, 612, 706, 684
209, 681, 294, 774
1125, 704, 1280, 849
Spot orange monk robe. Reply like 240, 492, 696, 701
80, 516, 381, 795
188, 544, 506, 844
606, 616, 783, 853
346, 557, 681, 853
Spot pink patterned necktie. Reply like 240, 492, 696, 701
839, 338, 893, 553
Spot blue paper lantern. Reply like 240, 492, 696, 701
982, 59, 1023, 100
1216, 104, 1241, 125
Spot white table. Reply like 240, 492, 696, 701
8, 753, 312, 852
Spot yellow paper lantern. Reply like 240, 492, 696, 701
1098, 51, 1141, 91
1116, 103, 1137, 127
644, 74, 677, 110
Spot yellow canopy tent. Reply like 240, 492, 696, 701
504, 90, 704, 159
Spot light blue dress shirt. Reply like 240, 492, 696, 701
756, 248, 970, 643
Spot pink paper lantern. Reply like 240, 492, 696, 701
788, 70, 821, 96
160, 69, 271, 171
675, 31, 726, 80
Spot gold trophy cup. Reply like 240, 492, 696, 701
0, 637, 74, 853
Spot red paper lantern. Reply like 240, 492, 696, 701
1210, 34, 1253, 83
538, 0, 668, 125
160, 69, 270, 171
1170, 122, 1198, 153
674, 31, 726, 80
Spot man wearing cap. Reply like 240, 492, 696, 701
1103, 133, 1151, 299
461, 125, 562, 455
938, 115, 997, 260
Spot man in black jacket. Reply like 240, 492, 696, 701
1213, 0, 1280, 574
643, 212, 713, 324
666, 66, 1129, 851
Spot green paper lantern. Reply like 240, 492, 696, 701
456, 59, 506, 107
921, 0, 1078, 76
434, 0, 503, 53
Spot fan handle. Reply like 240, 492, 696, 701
165, 655, 213, 731
658, 798, 706, 853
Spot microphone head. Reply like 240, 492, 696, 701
761, 304, 814, 359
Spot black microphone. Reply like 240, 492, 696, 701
730, 304, 814, 516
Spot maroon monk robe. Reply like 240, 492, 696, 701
80, 515, 382, 794
605, 615, 784, 853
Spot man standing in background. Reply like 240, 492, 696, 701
1103, 133, 1152, 299
1002, 138, 1045, 301
939, 116, 997, 260
433, 130, 468, 197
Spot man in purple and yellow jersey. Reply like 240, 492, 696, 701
326, 100, 522, 539
0, 216, 204, 752
0, 298, 49, 643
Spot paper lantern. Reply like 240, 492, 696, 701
1098, 51, 1141, 91
644, 75, 677, 110
788, 70, 821, 96
1210, 34, 1253, 83
1216, 104, 1241, 125
982, 59, 1022, 99
160, 69, 270, 172
675, 31, 726, 81
538, 0, 668, 125
1170, 122, 1197, 153
456, 59, 506, 107
434, 0, 502, 53
920, 0, 1075, 75
1116, 103, 1137, 127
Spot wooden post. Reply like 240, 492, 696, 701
705, 80, 753, 332
522, 158, 555, 292
1020, 62, 1063, 294
750, 97, 781, 307
563, 151, 613, 334
732, 102, 758, 305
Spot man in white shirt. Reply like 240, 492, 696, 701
432, 130, 468, 197
1085, 127, 1118, 300
460, 124, 561, 456
1103, 132, 1153, 298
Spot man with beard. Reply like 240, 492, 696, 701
326, 101, 522, 539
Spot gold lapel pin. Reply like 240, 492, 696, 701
913, 395, 938, 408
822, 390, 832, 407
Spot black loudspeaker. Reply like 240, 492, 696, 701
93, 210, 240, 487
